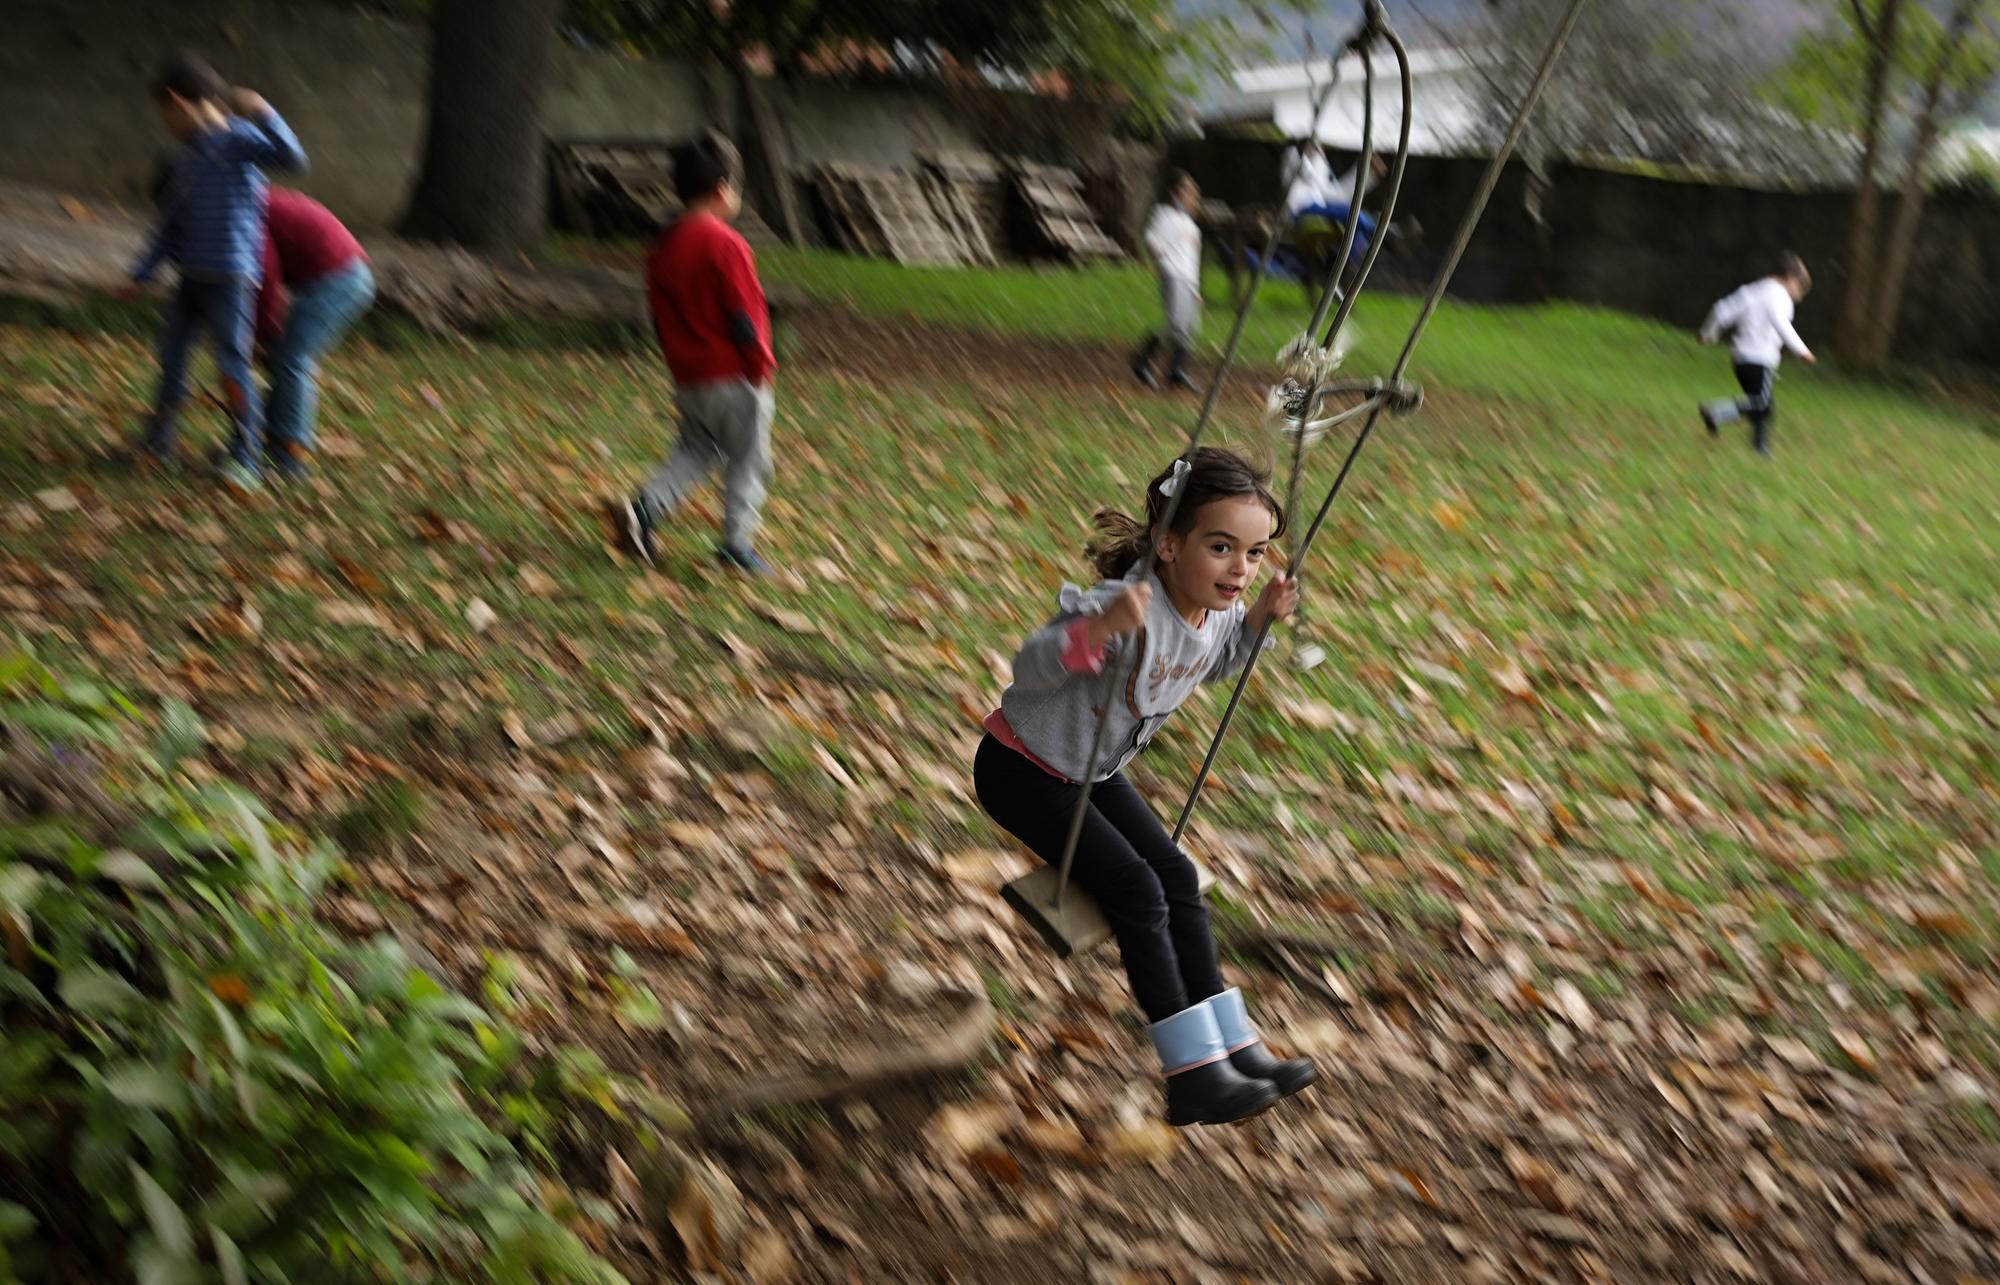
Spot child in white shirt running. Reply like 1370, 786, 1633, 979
1131, 170, 1203, 392
1699, 253, 1816, 457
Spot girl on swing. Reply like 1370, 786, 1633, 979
975, 447, 1318, 1126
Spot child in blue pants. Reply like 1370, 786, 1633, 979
123, 51, 307, 492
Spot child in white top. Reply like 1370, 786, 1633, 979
1131, 170, 1204, 392
1699, 253, 1816, 457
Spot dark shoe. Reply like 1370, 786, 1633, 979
1131, 356, 1160, 390
1150, 999, 1279, 1127
1228, 1043, 1318, 1098
213, 457, 264, 496
716, 543, 772, 577
103, 442, 176, 474
1208, 989, 1316, 1100
610, 496, 658, 565
265, 440, 311, 482
1700, 404, 1719, 436
1165, 1060, 1281, 1127
1168, 368, 1199, 392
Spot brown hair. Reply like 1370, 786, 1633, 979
152, 51, 225, 105
1775, 251, 1811, 293
1087, 447, 1285, 581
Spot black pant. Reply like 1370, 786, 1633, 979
974, 735, 1224, 1022
1735, 363, 1775, 452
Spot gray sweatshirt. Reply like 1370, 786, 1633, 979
998, 567, 1267, 783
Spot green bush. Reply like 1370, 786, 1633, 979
0, 649, 626, 1283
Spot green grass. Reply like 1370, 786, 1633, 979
3, 259, 1998, 1056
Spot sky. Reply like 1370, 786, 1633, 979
1203, 0, 1823, 50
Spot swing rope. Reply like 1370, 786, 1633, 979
1171, 0, 1593, 845
1053, 0, 1592, 910
1046, 8, 1377, 922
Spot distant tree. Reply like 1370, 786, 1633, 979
1775, 0, 2000, 368
398, 0, 1250, 248
400, 0, 566, 252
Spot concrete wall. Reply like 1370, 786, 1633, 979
1173, 137, 2000, 369
0, 0, 1118, 233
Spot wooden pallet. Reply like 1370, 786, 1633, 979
1010, 162, 1123, 263
548, 138, 775, 245
815, 163, 973, 265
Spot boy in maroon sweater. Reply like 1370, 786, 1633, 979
254, 187, 374, 478
611, 131, 777, 576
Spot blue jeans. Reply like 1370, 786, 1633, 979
146, 276, 262, 467
266, 261, 375, 453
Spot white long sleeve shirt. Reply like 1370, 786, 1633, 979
1282, 147, 1341, 215
1144, 203, 1202, 286
1701, 277, 1809, 369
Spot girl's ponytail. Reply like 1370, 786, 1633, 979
1086, 508, 1151, 580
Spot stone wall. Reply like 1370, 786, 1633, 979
0, 0, 1125, 236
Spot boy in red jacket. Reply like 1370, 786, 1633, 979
254, 187, 374, 478
611, 131, 777, 576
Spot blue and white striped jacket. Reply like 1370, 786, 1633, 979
132, 110, 308, 285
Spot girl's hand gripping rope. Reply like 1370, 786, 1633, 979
1085, 582, 1153, 653
1248, 573, 1300, 634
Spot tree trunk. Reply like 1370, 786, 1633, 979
400, 0, 564, 252
733, 60, 803, 243
1861, 0, 1985, 369
1833, 0, 1907, 365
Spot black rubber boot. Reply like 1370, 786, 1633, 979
1165, 1061, 1281, 1127
1228, 1043, 1318, 1098
1166, 345, 1197, 391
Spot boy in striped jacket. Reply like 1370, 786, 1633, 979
123, 51, 307, 492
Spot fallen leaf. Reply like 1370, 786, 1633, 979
34, 486, 79, 513
752, 601, 820, 635
1489, 658, 1534, 701
1650, 1070, 1695, 1119
923, 1100, 1016, 1161
1764, 1035, 1821, 1074
316, 600, 390, 631
206, 973, 251, 1007
465, 598, 498, 633
518, 565, 560, 598
1548, 979, 1596, 1031
1832, 1028, 1878, 1077
1505, 1144, 1580, 1214
1947, 1171, 2000, 1231
970, 1148, 1025, 1186
331, 554, 384, 597
1101, 1118, 1178, 1167
740, 1230, 795, 1284
1019, 1118, 1091, 1162
606, 1148, 643, 1213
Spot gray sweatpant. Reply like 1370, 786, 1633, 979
1161, 276, 1201, 348
639, 378, 774, 550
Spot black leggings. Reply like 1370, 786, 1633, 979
1734, 362, 1775, 450
974, 734, 1224, 1023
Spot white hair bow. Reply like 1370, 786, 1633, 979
1157, 457, 1192, 500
